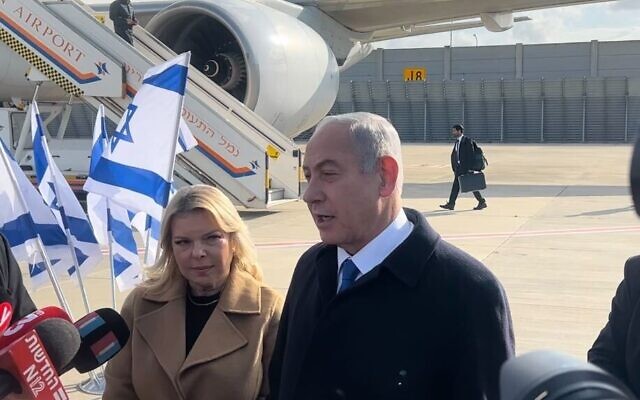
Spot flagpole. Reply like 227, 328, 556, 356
143, 215, 151, 266
107, 200, 117, 310
35, 236, 74, 318
109, 236, 116, 309
63, 230, 91, 313
43, 154, 105, 394
166, 52, 191, 195
154, 54, 190, 276
44, 149, 92, 315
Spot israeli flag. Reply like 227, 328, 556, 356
86, 105, 142, 290
0, 138, 70, 287
84, 52, 191, 221
31, 102, 102, 277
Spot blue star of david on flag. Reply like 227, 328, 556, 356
47, 182, 61, 211
112, 104, 138, 152
46, 181, 71, 231
83, 52, 191, 222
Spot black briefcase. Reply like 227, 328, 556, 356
458, 172, 486, 193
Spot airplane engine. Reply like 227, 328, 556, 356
145, 0, 340, 137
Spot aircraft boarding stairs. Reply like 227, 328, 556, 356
0, 0, 301, 208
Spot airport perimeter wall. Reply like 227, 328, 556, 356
326, 76, 640, 143
297, 40, 640, 143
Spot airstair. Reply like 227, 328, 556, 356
0, 0, 301, 208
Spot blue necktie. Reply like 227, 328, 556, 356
338, 258, 360, 293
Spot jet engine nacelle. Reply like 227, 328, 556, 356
146, 0, 340, 137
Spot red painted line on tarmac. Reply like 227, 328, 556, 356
256, 241, 319, 249
251, 225, 640, 249
99, 225, 640, 254
444, 225, 640, 241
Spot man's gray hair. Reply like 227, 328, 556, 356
315, 112, 404, 190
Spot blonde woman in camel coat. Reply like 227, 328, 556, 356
103, 185, 283, 400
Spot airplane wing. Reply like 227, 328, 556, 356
288, 0, 614, 33
369, 16, 532, 42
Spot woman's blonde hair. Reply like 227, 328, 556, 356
142, 184, 262, 295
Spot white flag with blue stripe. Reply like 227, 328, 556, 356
130, 137, 191, 266
178, 117, 197, 154
108, 207, 142, 290
84, 52, 191, 221
130, 209, 161, 266
86, 105, 142, 290
0, 138, 70, 287
87, 105, 111, 247
31, 101, 102, 277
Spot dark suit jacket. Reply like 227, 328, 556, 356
450, 135, 475, 175
0, 234, 36, 323
269, 208, 514, 400
109, 0, 135, 37
588, 255, 640, 396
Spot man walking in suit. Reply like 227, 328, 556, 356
440, 124, 487, 210
269, 112, 514, 400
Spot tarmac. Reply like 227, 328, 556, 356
23, 143, 638, 399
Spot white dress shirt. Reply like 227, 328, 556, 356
336, 209, 414, 292
454, 134, 463, 164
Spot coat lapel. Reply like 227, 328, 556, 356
314, 245, 339, 305
180, 308, 248, 372
136, 295, 186, 388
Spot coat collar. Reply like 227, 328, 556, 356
136, 267, 261, 386
379, 208, 441, 287
314, 207, 440, 296
140, 266, 262, 314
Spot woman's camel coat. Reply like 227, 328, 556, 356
103, 267, 283, 400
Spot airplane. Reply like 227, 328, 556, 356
0, 0, 613, 138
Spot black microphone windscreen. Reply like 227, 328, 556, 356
70, 308, 130, 373
35, 318, 81, 374
500, 351, 634, 400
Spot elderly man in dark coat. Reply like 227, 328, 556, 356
269, 112, 514, 400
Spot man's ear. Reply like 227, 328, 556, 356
378, 156, 399, 197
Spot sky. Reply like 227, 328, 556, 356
377, 0, 640, 49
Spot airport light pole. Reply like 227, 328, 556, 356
473, 34, 478, 47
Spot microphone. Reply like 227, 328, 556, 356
0, 307, 71, 348
500, 350, 636, 400
62, 308, 130, 374
0, 317, 80, 399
